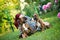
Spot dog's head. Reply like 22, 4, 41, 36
22, 24, 31, 33
33, 14, 39, 21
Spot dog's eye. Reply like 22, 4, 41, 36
34, 18, 38, 21
23, 17, 27, 20
34, 17, 36, 20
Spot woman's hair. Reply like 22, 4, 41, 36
14, 13, 21, 29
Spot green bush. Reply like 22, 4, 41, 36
23, 4, 34, 17
23, 2, 39, 17
0, 28, 2, 33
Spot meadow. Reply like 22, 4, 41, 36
0, 10, 60, 40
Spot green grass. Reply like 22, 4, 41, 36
0, 10, 60, 40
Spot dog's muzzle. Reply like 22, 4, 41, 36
37, 22, 41, 27
23, 24, 28, 31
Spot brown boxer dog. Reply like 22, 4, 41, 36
33, 14, 50, 31
19, 15, 33, 38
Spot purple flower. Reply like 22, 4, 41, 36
55, 0, 58, 4
42, 5, 47, 10
57, 12, 60, 18
46, 2, 52, 9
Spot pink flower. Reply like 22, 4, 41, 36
46, 2, 52, 9
57, 12, 60, 18
42, 5, 47, 10
55, 0, 58, 3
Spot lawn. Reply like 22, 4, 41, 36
0, 10, 60, 40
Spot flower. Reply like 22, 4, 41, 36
55, 0, 58, 3
46, 2, 52, 9
20, 0, 25, 2
42, 5, 47, 10
57, 12, 60, 18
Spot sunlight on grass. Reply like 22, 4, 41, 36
0, 8, 60, 40
18, 16, 60, 40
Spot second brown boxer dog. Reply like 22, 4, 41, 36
33, 14, 50, 31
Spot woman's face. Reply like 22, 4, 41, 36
19, 17, 24, 24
